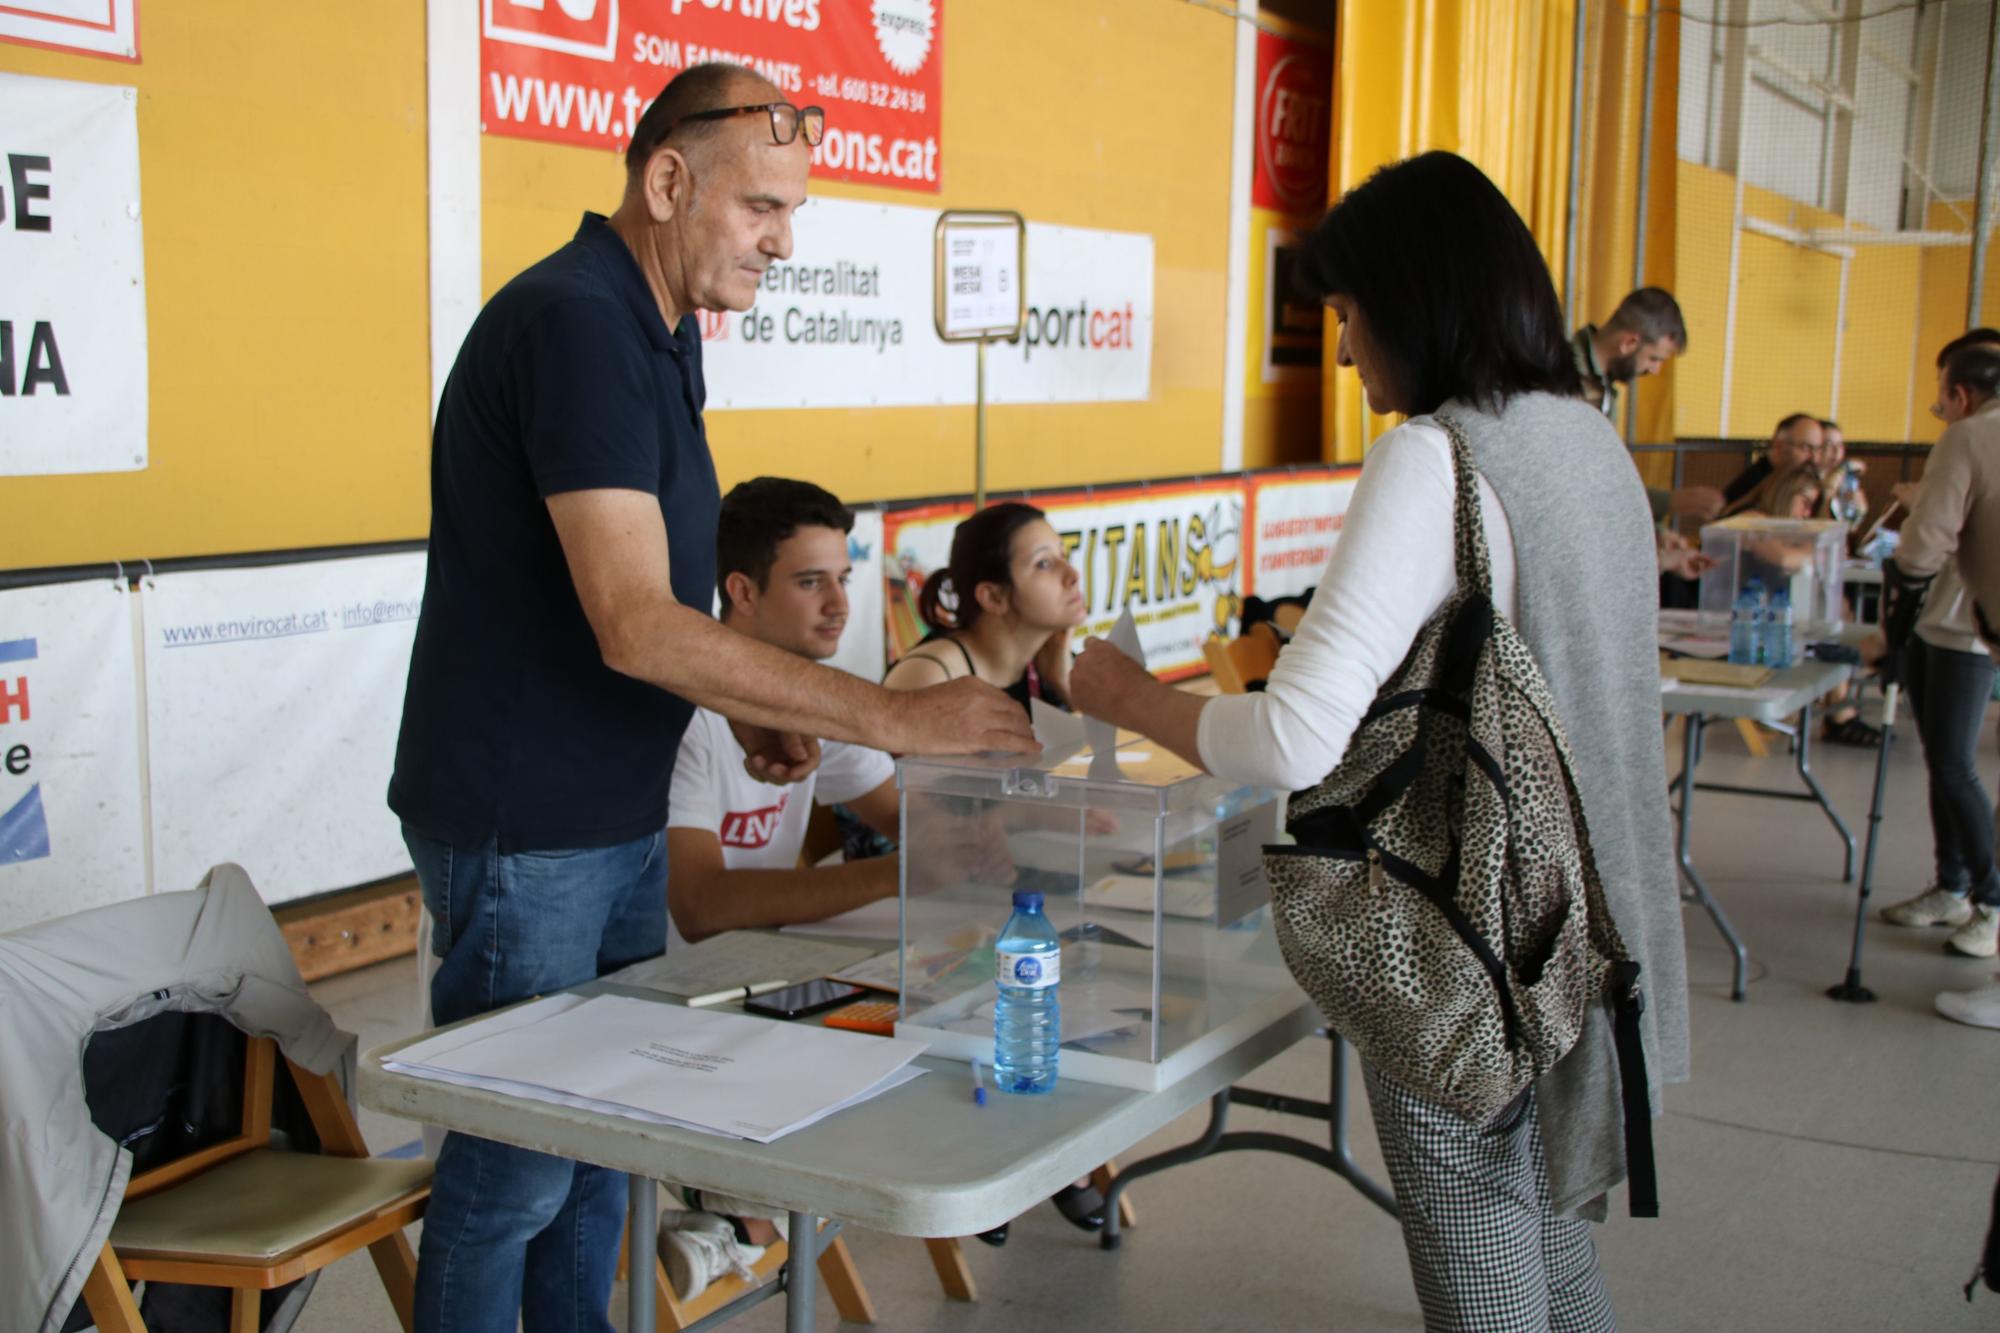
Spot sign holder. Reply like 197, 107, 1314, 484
933, 210, 1026, 506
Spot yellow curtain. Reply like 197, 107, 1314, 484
1322, 0, 1581, 462
1320, 1, 1679, 462
1574, 1, 1680, 457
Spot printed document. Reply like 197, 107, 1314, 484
385, 993, 929, 1143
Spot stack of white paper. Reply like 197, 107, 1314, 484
384, 993, 929, 1143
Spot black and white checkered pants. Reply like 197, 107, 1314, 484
1364, 1065, 1617, 1332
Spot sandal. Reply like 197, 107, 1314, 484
1050, 1183, 1107, 1231
1822, 713, 1882, 748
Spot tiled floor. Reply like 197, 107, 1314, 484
294, 707, 2000, 1332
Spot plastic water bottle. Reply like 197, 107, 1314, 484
1765, 589, 1795, 669
994, 889, 1060, 1094
1833, 468, 1863, 525
1730, 580, 1765, 666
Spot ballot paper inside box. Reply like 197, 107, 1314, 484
1697, 515, 1848, 626
892, 744, 1304, 1091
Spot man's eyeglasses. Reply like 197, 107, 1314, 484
662, 102, 825, 147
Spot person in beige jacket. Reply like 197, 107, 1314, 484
1881, 338, 2000, 973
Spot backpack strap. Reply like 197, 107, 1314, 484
1609, 960, 1660, 1218
1433, 413, 1496, 604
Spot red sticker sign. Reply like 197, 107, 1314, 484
480, 0, 942, 193
1252, 28, 1330, 215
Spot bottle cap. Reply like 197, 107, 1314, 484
1012, 890, 1044, 911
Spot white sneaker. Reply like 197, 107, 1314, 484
685, 1187, 789, 1241
1881, 885, 1974, 928
659, 1211, 764, 1302
1936, 981, 2000, 1029
1946, 906, 2000, 959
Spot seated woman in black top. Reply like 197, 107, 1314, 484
884, 501, 1087, 706
880, 501, 1105, 1239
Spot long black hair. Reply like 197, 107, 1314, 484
915, 502, 1046, 633
1295, 151, 1579, 414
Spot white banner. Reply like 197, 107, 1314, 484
700, 197, 1152, 409
0, 2, 139, 61
142, 554, 424, 904
1243, 468, 1359, 600
827, 507, 886, 680
0, 578, 148, 933
884, 478, 1245, 681
0, 72, 147, 475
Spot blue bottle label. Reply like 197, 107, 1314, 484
998, 949, 1059, 988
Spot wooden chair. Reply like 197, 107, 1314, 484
1203, 621, 1282, 694
82, 1034, 430, 1333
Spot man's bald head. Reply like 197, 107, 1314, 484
1769, 412, 1824, 471
625, 63, 784, 181
610, 61, 811, 328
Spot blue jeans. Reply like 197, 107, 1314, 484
1905, 639, 2000, 907
404, 825, 667, 1333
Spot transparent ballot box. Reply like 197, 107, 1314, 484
1697, 515, 1848, 624
892, 743, 1305, 1091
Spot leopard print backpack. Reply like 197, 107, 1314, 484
1263, 417, 1657, 1214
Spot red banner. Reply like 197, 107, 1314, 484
1252, 27, 1330, 215
480, 0, 942, 193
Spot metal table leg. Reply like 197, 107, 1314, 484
786, 1211, 819, 1333
1323, 1034, 1397, 1215
1097, 1033, 1397, 1252
1099, 1090, 1229, 1250
628, 1178, 657, 1333
1676, 714, 1750, 1001
1793, 700, 1858, 881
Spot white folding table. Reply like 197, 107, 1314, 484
361, 980, 1339, 1333
1661, 658, 1856, 1000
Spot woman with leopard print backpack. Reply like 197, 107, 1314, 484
1070, 151, 1688, 1332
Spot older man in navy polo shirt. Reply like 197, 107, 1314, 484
390, 62, 1034, 1333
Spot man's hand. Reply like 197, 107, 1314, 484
730, 720, 822, 785
1669, 485, 1725, 523
1068, 636, 1161, 730
888, 677, 1038, 756
1657, 528, 1717, 579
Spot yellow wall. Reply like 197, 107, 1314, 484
4, 0, 1234, 572
482, 0, 1236, 504
1672, 161, 1983, 446
0, 2, 431, 569
1913, 198, 2000, 445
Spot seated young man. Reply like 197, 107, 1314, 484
658, 477, 899, 1296
666, 477, 900, 947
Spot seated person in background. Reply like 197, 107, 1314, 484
661, 477, 902, 1295
668, 477, 901, 946
1723, 413, 1824, 512
884, 501, 1087, 705
1741, 463, 1826, 522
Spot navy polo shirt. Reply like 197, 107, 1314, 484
389, 213, 720, 852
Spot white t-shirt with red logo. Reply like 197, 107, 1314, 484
667, 707, 895, 869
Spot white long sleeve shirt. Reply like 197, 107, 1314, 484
1198, 417, 1518, 791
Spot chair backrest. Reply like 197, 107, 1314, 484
1, 865, 351, 1333
1202, 622, 1281, 694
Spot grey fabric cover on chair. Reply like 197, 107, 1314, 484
0, 864, 352, 1333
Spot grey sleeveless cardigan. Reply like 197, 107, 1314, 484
1437, 393, 1690, 1217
